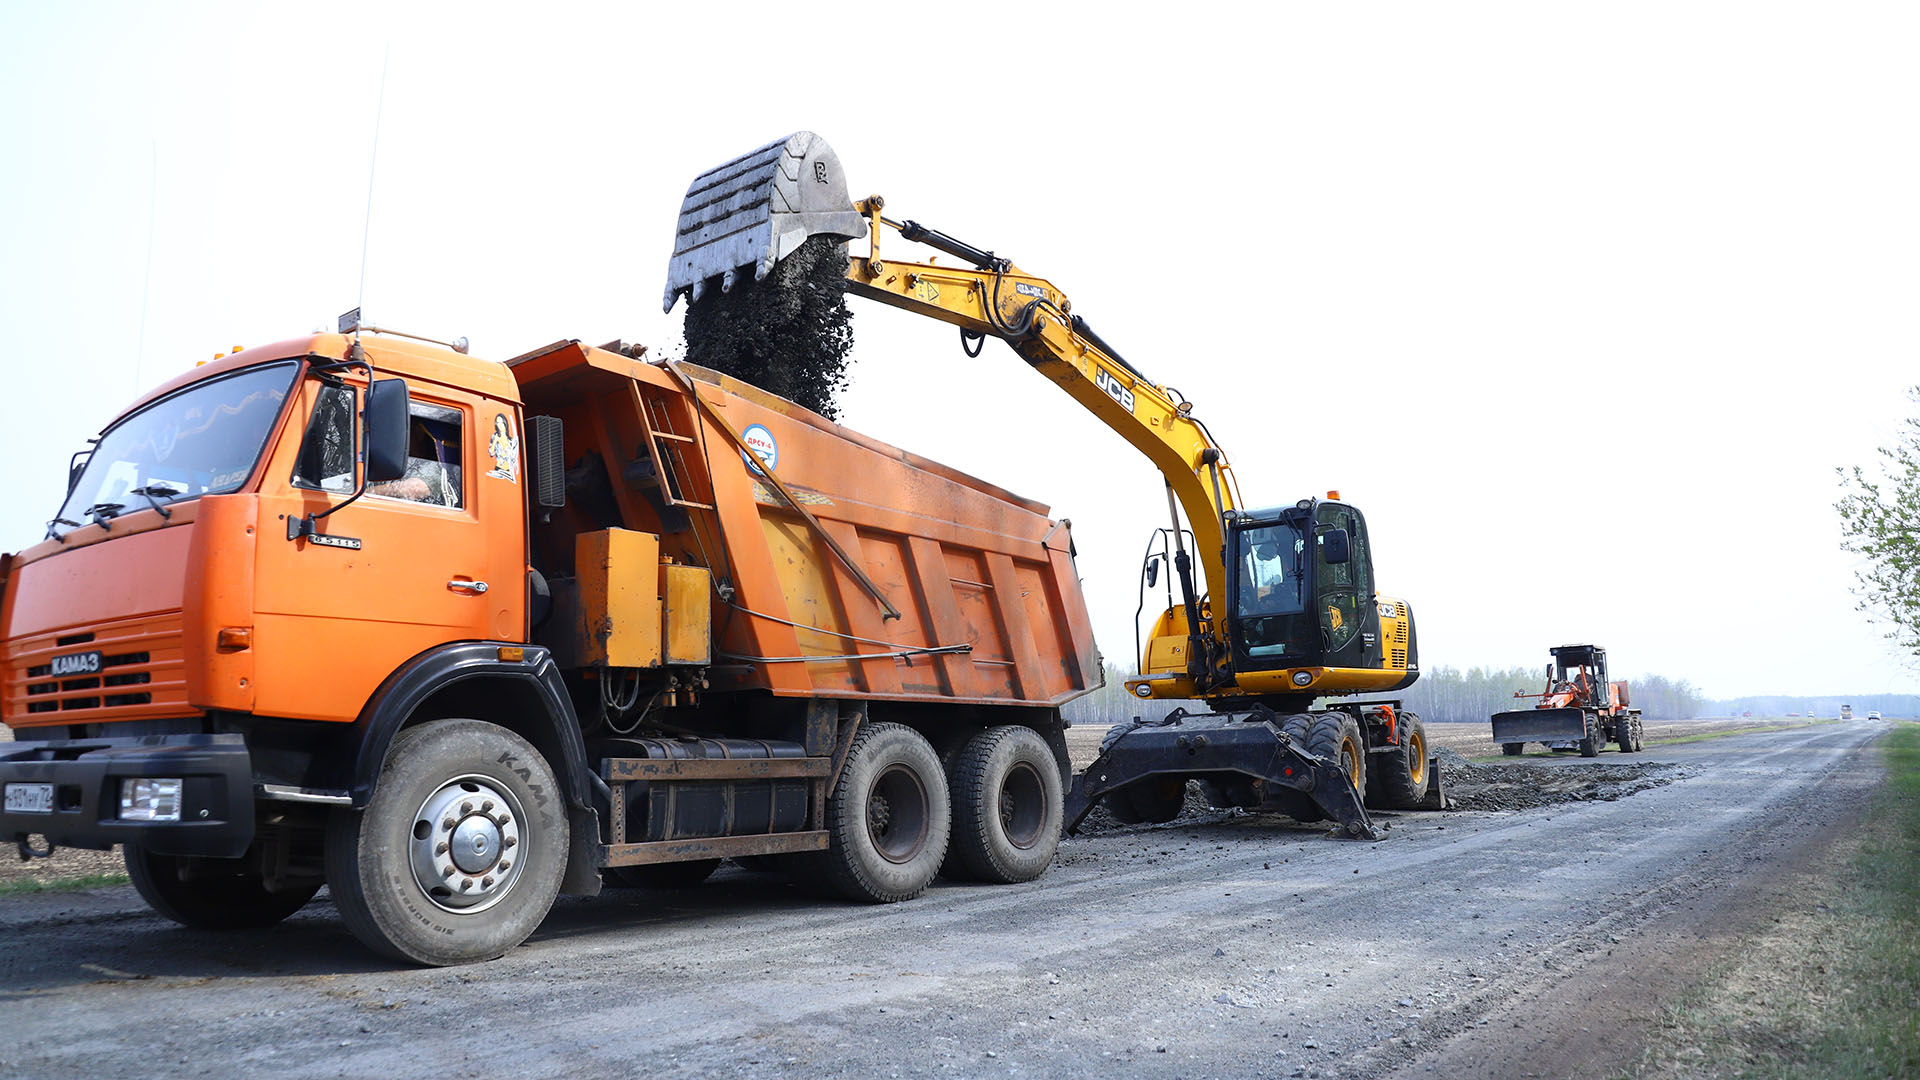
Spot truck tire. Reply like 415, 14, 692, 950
1578, 712, 1600, 758
1616, 717, 1635, 754
1501, 743, 1524, 756
1371, 713, 1430, 809
124, 847, 320, 930
817, 723, 950, 903
603, 858, 722, 889
325, 719, 568, 966
944, 725, 1063, 884
1306, 712, 1368, 798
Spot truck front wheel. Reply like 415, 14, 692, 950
125, 847, 320, 930
325, 719, 568, 966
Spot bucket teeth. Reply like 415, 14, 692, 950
663, 131, 868, 313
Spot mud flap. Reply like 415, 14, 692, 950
1065, 708, 1384, 841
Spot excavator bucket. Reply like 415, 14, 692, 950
663, 131, 868, 313
1065, 708, 1385, 841
1490, 706, 1589, 745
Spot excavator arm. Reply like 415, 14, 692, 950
664, 132, 1242, 688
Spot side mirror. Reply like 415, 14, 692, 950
1144, 555, 1160, 589
364, 379, 411, 482
1321, 528, 1351, 564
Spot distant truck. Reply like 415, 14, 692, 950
1491, 644, 1643, 757
1841, 704, 1853, 720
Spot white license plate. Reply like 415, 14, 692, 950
4, 783, 54, 814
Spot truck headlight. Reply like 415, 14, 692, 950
119, 778, 183, 822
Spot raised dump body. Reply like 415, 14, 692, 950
508, 342, 1099, 711
0, 329, 1098, 965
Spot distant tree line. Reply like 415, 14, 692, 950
1063, 660, 1711, 731
1710, 694, 1919, 719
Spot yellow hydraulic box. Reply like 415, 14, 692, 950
660, 561, 711, 665
577, 529, 662, 668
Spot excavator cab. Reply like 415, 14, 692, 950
1224, 500, 1385, 677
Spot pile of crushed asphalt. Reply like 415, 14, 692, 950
1432, 746, 1690, 812
681, 235, 855, 420
1069, 751, 1690, 836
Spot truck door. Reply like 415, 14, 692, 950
1314, 502, 1383, 672
253, 375, 525, 723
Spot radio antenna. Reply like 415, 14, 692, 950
133, 140, 156, 395
354, 49, 391, 341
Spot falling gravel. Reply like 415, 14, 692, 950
681, 235, 855, 420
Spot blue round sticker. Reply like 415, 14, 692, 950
741, 424, 778, 474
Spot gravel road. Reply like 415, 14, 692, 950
0, 721, 1887, 1080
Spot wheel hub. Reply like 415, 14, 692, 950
410, 777, 525, 914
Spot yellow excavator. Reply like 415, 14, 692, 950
664, 133, 1435, 838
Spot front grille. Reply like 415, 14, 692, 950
6, 617, 188, 724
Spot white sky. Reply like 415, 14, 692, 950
2, 3, 1916, 698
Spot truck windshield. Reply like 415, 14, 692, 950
52, 361, 299, 535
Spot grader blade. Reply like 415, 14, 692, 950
1065, 710, 1384, 841
1490, 706, 1589, 745
663, 131, 868, 313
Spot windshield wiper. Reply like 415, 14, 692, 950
43, 517, 80, 542
131, 483, 182, 520
84, 502, 125, 531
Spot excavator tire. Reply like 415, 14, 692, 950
1272, 714, 1326, 822
1306, 713, 1368, 802
1501, 743, 1524, 756
1371, 713, 1431, 809
1578, 712, 1600, 758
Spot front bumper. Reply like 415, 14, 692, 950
0, 733, 254, 857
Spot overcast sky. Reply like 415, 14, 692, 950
2, 3, 1916, 698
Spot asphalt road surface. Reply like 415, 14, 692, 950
0, 721, 1887, 1080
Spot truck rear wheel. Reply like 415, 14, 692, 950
944, 726, 1062, 884
325, 719, 568, 966
1370, 713, 1430, 809
817, 723, 950, 903
124, 847, 320, 930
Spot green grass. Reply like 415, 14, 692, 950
0, 871, 129, 897
1625, 722, 1920, 1078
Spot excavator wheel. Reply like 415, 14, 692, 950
1270, 714, 1326, 822
1370, 713, 1430, 809
1501, 743, 1524, 757
1305, 713, 1368, 801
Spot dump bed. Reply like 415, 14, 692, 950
508, 341, 1101, 708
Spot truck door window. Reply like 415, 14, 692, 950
369, 401, 464, 508
291, 383, 358, 493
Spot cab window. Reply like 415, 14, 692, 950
1315, 504, 1366, 651
291, 383, 358, 494
369, 401, 465, 508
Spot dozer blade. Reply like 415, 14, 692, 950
1490, 706, 1590, 744
1065, 709, 1384, 841
663, 131, 868, 313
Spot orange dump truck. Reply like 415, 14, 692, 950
0, 325, 1099, 964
